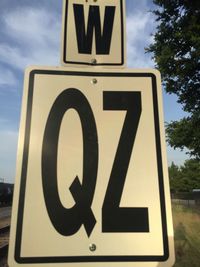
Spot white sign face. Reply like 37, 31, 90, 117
61, 0, 126, 67
9, 67, 174, 267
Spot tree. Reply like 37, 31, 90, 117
147, 0, 200, 159
180, 159, 200, 191
168, 159, 200, 192
168, 161, 181, 192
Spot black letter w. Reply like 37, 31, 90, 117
73, 4, 115, 54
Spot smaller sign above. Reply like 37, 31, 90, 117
61, 0, 126, 67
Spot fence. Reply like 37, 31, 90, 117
171, 192, 200, 206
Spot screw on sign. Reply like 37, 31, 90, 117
89, 244, 96, 252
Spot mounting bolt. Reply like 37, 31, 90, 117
91, 58, 97, 65
89, 244, 96, 252
91, 78, 97, 84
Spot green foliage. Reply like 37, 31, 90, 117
147, 0, 200, 158
169, 162, 182, 192
180, 159, 200, 190
166, 115, 200, 159
169, 159, 200, 192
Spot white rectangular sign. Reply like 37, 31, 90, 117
61, 0, 126, 67
9, 67, 174, 267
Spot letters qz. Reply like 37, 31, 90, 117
41, 89, 149, 237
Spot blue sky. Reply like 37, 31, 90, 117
0, 0, 189, 183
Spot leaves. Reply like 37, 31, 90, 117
166, 113, 200, 158
147, 0, 200, 158
169, 159, 200, 192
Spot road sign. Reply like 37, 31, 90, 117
9, 67, 174, 267
61, 0, 126, 67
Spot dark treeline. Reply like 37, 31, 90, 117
169, 159, 200, 193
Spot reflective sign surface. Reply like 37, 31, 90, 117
9, 67, 174, 267
61, 0, 126, 67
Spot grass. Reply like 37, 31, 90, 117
172, 203, 200, 267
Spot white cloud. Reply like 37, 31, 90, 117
126, 10, 155, 68
0, 6, 61, 70
0, 66, 17, 86
0, 43, 59, 70
0, 45, 28, 70
3, 7, 60, 47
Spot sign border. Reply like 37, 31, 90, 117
62, 0, 125, 66
14, 70, 169, 263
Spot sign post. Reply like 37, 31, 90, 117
8, 1, 175, 266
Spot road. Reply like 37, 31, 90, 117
0, 207, 11, 219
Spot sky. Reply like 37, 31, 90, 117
0, 0, 189, 183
